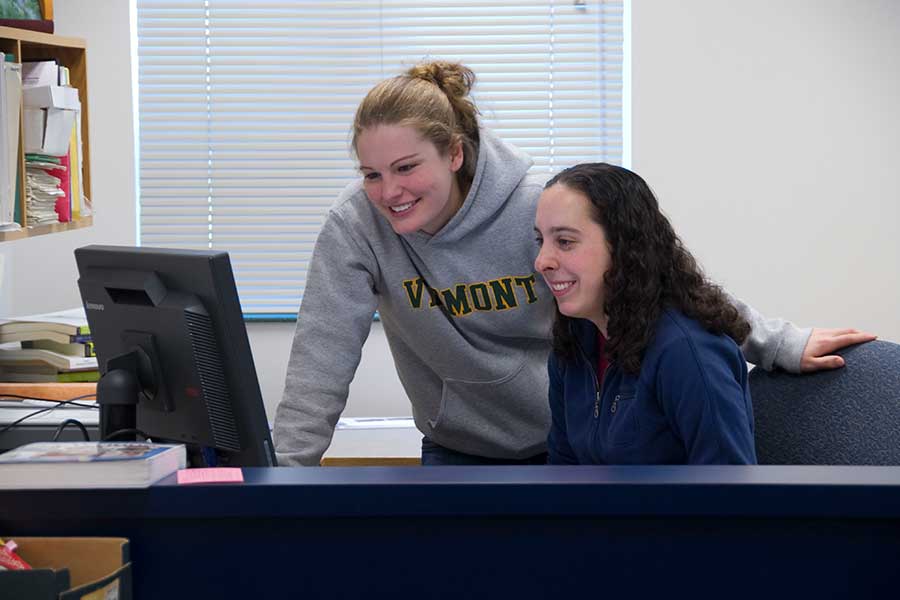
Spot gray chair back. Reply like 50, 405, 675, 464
750, 340, 900, 465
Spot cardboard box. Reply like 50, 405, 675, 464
22, 85, 80, 157
0, 537, 131, 600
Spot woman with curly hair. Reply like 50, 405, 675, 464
535, 162, 757, 464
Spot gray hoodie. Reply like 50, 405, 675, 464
273, 128, 811, 466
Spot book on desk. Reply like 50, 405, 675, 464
0, 441, 186, 489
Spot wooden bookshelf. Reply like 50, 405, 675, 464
0, 25, 91, 242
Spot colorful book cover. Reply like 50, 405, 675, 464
0, 442, 173, 464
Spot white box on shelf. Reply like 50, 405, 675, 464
23, 84, 80, 110
22, 85, 80, 157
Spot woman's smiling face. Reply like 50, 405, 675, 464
534, 182, 612, 329
356, 124, 464, 235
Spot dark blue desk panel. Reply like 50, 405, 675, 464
2, 466, 900, 599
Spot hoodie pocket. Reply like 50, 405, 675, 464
428, 358, 549, 459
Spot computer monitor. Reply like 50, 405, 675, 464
74, 245, 277, 467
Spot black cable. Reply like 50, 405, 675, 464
102, 428, 151, 442
51, 418, 91, 441
0, 399, 98, 410
0, 396, 150, 443
0, 395, 99, 439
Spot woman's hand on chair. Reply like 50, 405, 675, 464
800, 328, 878, 372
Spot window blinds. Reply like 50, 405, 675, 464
136, 0, 625, 315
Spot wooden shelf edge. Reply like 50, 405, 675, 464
0, 215, 93, 242
0, 25, 85, 48
0, 382, 96, 401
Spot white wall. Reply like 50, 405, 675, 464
4, 1, 898, 422
246, 320, 408, 419
632, 0, 900, 345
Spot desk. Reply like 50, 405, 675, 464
1, 383, 421, 463
0, 382, 97, 401
0, 382, 99, 449
0, 399, 420, 464
323, 417, 420, 465
2, 465, 900, 599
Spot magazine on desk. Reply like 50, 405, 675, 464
0, 441, 186, 489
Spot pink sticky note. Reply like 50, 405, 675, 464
177, 467, 244, 485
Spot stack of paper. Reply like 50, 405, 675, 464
0, 344, 97, 372
25, 156, 65, 224
21, 60, 58, 88
0, 308, 98, 382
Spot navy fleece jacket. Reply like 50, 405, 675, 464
547, 308, 757, 465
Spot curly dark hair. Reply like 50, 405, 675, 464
546, 163, 750, 374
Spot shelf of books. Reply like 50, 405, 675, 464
0, 308, 98, 391
0, 25, 91, 242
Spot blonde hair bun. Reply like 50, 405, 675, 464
406, 61, 475, 102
